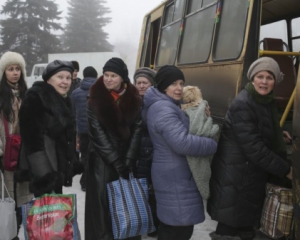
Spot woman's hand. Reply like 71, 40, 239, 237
283, 131, 292, 143
205, 104, 211, 117
286, 167, 293, 180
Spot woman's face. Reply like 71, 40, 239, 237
47, 71, 72, 96
252, 70, 275, 96
135, 76, 152, 96
165, 79, 184, 101
5, 64, 21, 83
103, 71, 123, 91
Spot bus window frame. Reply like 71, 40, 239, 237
177, 2, 218, 65
155, 0, 185, 67
212, 0, 250, 62
139, 15, 152, 67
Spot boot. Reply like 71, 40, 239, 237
210, 231, 241, 240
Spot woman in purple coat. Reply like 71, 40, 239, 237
142, 65, 217, 240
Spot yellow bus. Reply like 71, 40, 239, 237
136, 0, 300, 237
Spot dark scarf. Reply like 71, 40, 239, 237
245, 83, 286, 155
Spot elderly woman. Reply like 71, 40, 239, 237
19, 60, 83, 198
85, 58, 143, 240
142, 65, 217, 240
207, 57, 292, 240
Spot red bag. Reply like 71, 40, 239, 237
3, 117, 21, 171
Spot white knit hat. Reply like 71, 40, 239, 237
0, 51, 26, 82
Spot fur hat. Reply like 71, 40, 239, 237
155, 65, 185, 92
71, 61, 80, 71
0, 51, 26, 81
181, 86, 203, 111
133, 67, 156, 85
247, 57, 284, 85
42, 60, 74, 81
103, 57, 130, 83
83, 66, 98, 78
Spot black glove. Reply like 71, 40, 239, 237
113, 159, 129, 179
30, 172, 63, 197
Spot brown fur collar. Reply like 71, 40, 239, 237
88, 76, 142, 140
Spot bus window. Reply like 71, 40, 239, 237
213, 0, 249, 61
156, 0, 184, 66
260, 20, 288, 49
178, 3, 217, 64
292, 17, 300, 52
188, 0, 216, 13
139, 16, 151, 67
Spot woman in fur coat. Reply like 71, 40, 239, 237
0, 51, 32, 240
18, 60, 83, 198
85, 58, 143, 240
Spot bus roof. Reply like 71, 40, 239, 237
262, 0, 300, 24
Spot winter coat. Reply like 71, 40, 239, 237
142, 87, 217, 226
0, 89, 32, 207
67, 77, 81, 97
71, 77, 96, 134
85, 76, 142, 240
135, 120, 153, 180
207, 89, 290, 228
183, 100, 219, 200
18, 81, 82, 196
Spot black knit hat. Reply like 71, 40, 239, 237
42, 60, 74, 81
133, 67, 156, 85
71, 61, 80, 71
103, 57, 129, 82
83, 66, 98, 78
155, 65, 185, 92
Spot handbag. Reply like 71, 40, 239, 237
22, 193, 81, 240
3, 117, 21, 171
0, 171, 17, 240
107, 173, 156, 239
260, 183, 293, 239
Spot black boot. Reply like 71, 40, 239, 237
210, 232, 241, 240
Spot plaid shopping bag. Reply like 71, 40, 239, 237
107, 173, 156, 239
22, 193, 81, 240
260, 183, 293, 239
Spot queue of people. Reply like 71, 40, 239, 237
0, 51, 293, 240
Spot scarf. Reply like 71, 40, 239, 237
245, 83, 286, 155
110, 83, 126, 102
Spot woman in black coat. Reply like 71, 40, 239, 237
19, 60, 83, 197
207, 57, 292, 240
85, 58, 143, 240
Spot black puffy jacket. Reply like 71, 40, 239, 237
207, 89, 290, 228
135, 121, 153, 181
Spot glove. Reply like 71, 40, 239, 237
113, 159, 129, 179
30, 172, 63, 197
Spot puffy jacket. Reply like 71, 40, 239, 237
71, 77, 96, 133
142, 87, 217, 226
207, 88, 290, 227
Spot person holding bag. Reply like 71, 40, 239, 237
18, 60, 83, 198
0, 51, 32, 240
85, 57, 143, 240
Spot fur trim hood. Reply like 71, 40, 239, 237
0, 51, 26, 81
88, 76, 142, 140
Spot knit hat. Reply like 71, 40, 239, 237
155, 65, 185, 92
0, 51, 26, 81
247, 57, 284, 85
133, 67, 156, 85
103, 57, 129, 82
71, 61, 80, 71
83, 66, 98, 78
42, 60, 74, 81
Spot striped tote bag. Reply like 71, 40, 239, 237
107, 173, 156, 239
260, 183, 293, 239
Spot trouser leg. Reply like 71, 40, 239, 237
158, 222, 194, 240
